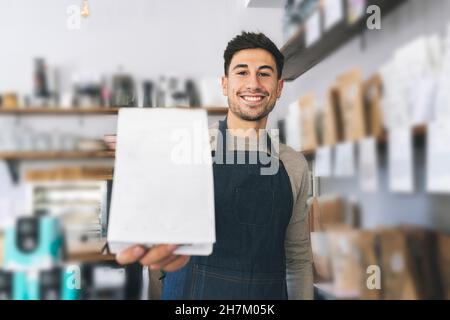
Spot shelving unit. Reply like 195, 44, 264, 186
0, 150, 115, 160
0, 106, 229, 183
280, 0, 408, 81
301, 124, 426, 159
0, 106, 229, 115
0, 151, 115, 183
66, 240, 116, 263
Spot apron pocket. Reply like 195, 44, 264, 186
191, 264, 287, 300
234, 188, 274, 226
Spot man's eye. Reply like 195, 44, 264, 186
259, 73, 270, 77
237, 71, 247, 76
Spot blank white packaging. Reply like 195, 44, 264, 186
107, 108, 216, 255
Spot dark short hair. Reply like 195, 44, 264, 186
223, 32, 284, 80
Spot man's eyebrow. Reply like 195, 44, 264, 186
232, 64, 248, 70
258, 65, 275, 72
232, 64, 275, 72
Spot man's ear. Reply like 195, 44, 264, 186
221, 76, 228, 97
277, 79, 284, 98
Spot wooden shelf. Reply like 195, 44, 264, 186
0, 108, 120, 115
67, 252, 116, 263
0, 106, 229, 115
66, 240, 116, 263
301, 124, 427, 158
281, 0, 408, 81
0, 150, 115, 160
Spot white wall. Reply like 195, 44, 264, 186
0, 0, 284, 92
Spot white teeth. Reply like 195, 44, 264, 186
242, 96, 263, 102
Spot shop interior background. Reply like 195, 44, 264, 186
0, 0, 449, 300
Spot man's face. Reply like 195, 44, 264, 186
222, 48, 284, 121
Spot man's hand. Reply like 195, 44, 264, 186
104, 134, 117, 151
116, 244, 191, 272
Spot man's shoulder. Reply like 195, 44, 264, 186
279, 143, 308, 199
279, 143, 308, 171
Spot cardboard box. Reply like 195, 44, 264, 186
363, 74, 384, 138
335, 68, 366, 141
321, 88, 343, 146
437, 233, 450, 300
317, 196, 346, 230
378, 229, 420, 300
311, 231, 333, 283
400, 226, 442, 300
309, 198, 333, 283
299, 93, 318, 151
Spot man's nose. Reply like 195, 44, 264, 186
245, 73, 262, 91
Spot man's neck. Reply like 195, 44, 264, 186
226, 111, 268, 138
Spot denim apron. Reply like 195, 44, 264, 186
161, 119, 294, 300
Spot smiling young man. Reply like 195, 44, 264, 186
115, 32, 313, 300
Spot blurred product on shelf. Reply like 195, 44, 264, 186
79, 262, 143, 300
437, 233, 450, 299
111, 72, 137, 108
26, 180, 108, 255
362, 74, 384, 138
4, 216, 64, 269
1, 92, 19, 110
0, 269, 12, 299
320, 88, 342, 146
72, 73, 104, 108
34, 58, 50, 99
142, 80, 155, 108
282, 0, 319, 41
328, 229, 361, 297
309, 196, 360, 285
299, 93, 318, 151
378, 228, 421, 300
400, 226, 443, 300
380, 35, 443, 129
285, 27, 450, 154
0, 56, 218, 111
185, 79, 202, 107
335, 68, 366, 142
308, 196, 448, 300
309, 198, 333, 283
0, 214, 143, 300
76, 139, 108, 152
